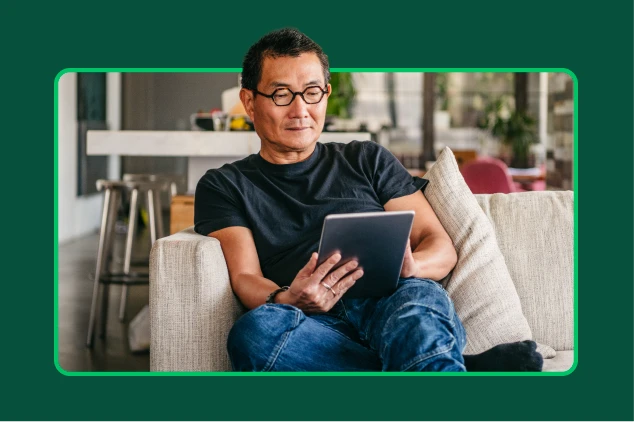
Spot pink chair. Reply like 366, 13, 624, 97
460, 156, 524, 194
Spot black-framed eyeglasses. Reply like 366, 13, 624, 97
253, 86, 329, 106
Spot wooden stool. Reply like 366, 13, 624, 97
86, 178, 170, 347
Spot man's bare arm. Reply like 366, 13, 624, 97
384, 190, 457, 280
209, 227, 363, 311
209, 227, 279, 310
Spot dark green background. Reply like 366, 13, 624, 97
3, 1, 633, 420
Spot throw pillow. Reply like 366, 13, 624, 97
421, 147, 556, 358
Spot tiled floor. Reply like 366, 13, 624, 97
57, 225, 153, 372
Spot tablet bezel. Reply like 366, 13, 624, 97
316, 210, 415, 298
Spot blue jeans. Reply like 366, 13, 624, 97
227, 277, 467, 372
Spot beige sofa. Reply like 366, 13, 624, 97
149, 190, 574, 372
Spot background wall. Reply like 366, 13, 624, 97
58, 72, 238, 244
57, 72, 121, 244
120, 72, 239, 193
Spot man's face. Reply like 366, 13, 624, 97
241, 53, 331, 154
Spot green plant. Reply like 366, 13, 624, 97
326, 73, 356, 119
435, 73, 449, 111
477, 98, 538, 168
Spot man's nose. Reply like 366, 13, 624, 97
287, 94, 310, 118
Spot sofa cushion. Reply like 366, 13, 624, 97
475, 191, 574, 351
422, 147, 555, 357
542, 350, 574, 372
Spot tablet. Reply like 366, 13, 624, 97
316, 211, 415, 298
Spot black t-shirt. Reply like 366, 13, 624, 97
194, 140, 428, 286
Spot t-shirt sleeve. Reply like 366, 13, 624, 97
194, 170, 250, 236
362, 141, 429, 205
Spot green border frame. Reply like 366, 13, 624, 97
54, 68, 578, 377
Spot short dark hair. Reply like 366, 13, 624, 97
241, 28, 330, 91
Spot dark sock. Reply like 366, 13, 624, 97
463, 340, 543, 372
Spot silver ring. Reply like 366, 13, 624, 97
322, 283, 332, 290
330, 288, 337, 296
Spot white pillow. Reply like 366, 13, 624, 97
422, 147, 556, 358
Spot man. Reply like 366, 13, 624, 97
195, 28, 543, 372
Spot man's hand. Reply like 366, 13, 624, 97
276, 252, 364, 313
400, 239, 420, 278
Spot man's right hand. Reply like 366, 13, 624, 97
275, 252, 363, 313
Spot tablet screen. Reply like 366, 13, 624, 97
317, 211, 414, 298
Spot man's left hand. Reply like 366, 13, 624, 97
400, 239, 419, 278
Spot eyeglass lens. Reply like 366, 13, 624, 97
272, 87, 325, 105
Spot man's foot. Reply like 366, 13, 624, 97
463, 340, 543, 372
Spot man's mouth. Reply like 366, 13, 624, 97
286, 127, 310, 131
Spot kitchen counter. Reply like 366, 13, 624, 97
87, 130, 370, 156
87, 130, 370, 192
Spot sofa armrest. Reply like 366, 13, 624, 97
150, 227, 244, 371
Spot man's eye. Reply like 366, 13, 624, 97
275, 93, 290, 99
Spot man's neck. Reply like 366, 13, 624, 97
259, 143, 317, 165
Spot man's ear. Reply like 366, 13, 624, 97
240, 88, 255, 122
326, 83, 332, 97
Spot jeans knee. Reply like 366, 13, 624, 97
388, 278, 466, 353
376, 281, 466, 371
227, 304, 302, 371
391, 278, 453, 319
